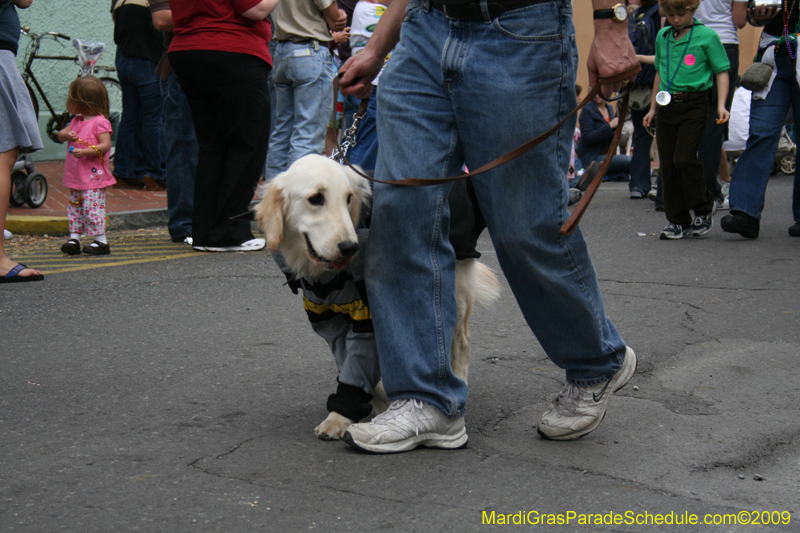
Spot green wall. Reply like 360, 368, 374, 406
16, 1, 118, 161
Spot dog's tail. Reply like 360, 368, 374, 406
473, 261, 501, 308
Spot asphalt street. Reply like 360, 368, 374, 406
1, 176, 798, 532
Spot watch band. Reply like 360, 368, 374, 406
593, 8, 615, 19
594, 3, 628, 22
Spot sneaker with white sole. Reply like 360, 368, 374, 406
537, 346, 637, 441
691, 213, 713, 236
659, 223, 691, 240
343, 399, 468, 454
198, 238, 266, 253
691, 203, 716, 237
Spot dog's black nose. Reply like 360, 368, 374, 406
338, 240, 359, 257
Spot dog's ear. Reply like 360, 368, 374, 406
255, 180, 284, 250
343, 165, 372, 225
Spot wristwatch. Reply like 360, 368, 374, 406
594, 3, 628, 22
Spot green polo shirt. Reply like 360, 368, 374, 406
654, 19, 730, 93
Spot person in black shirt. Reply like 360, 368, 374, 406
110, 0, 165, 190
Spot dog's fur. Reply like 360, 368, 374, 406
256, 155, 500, 439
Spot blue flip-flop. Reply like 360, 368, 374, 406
1, 263, 44, 283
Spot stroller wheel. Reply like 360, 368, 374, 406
23, 172, 48, 208
780, 155, 795, 175
10, 171, 27, 207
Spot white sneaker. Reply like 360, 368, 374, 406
343, 399, 468, 453
3, 229, 12, 240
717, 181, 730, 210
538, 347, 637, 441
200, 238, 266, 253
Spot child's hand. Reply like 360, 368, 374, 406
67, 131, 78, 142
70, 148, 93, 159
716, 108, 731, 125
643, 110, 655, 128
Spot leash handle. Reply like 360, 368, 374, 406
559, 73, 636, 236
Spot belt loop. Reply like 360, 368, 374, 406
312, 40, 319, 52
480, 0, 491, 21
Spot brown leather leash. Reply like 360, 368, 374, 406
336, 65, 641, 236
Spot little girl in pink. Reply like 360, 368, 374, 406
57, 76, 115, 255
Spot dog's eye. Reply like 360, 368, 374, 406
347, 193, 353, 205
308, 193, 325, 206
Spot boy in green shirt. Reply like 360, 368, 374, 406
643, 0, 731, 239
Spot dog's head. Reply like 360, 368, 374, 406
255, 154, 372, 278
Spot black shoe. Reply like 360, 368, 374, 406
144, 175, 167, 191
789, 222, 800, 237
720, 211, 760, 239
576, 161, 599, 192
60, 238, 81, 255
82, 240, 110, 255
171, 232, 192, 243
113, 176, 145, 190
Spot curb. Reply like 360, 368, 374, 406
6, 208, 169, 236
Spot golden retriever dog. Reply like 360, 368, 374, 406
255, 154, 500, 440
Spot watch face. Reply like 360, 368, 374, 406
614, 5, 628, 20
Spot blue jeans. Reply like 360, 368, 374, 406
162, 74, 197, 240
365, 0, 626, 417
114, 54, 164, 180
344, 87, 379, 171
699, 44, 738, 201
730, 56, 800, 222
266, 41, 336, 178
630, 107, 654, 194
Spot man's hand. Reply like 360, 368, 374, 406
334, 9, 348, 31
332, 27, 351, 46
339, 49, 383, 99
587, 18, 639, 97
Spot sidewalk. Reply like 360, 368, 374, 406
7, 160, 169, 235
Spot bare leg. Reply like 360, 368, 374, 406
0, 148, 42, 278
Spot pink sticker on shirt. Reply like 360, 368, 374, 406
685, 54, 696, 66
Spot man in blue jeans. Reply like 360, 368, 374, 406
266, 0, 346, 178
339, 0, 639, 453
112, 0, 165, 191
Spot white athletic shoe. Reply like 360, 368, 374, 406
538, 347, 637, 441
3, 229, 12, 240
343, 399, 468, 453
198, 238, 266, 253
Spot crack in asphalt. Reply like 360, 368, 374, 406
692, 433, 797, 472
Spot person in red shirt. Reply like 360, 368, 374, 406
168, 0, 276, 252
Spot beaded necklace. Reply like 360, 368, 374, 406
665, 22, 695, 94
783, 0, 800, 58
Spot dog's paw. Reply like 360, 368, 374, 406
314, 411, 355, 440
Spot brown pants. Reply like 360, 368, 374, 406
655, 96, 715, 227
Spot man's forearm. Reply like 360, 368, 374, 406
360, 0, 410, 60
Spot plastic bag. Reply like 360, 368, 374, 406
72, 38, 105, 77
